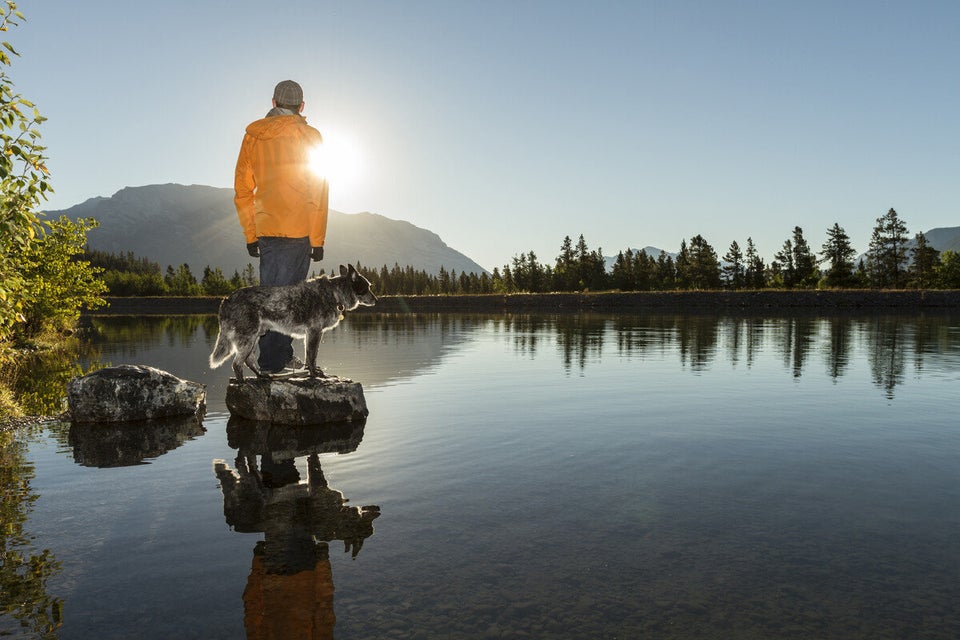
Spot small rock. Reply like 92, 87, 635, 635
225, 375, 368, 425
67, 365, 206, 423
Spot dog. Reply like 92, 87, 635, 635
209, 264, 377, 381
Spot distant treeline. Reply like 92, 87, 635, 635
85, 209, 960, 296
85, 250, 259, 296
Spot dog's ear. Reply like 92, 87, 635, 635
339, 264, 348, 277
348, 264, 358, 277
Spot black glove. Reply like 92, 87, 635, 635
311, 246, 324, 262
246, 242, 259, 258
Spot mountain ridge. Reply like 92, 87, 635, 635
46, 183, 488, 278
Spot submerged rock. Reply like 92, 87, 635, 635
225, 376, 368, 425
67, 364, 206, 423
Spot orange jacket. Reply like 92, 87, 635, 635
234, 114, 329, 247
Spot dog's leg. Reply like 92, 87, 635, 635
233, 335, 260, 382
305, 329, 325, 378
231, 355, 245, 383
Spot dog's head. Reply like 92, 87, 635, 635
338, 264, 378, 308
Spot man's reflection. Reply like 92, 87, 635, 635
214, 420, 380, 640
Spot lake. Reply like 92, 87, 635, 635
3, 311, 960, 639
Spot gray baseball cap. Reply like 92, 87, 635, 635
273, 80, 303, 106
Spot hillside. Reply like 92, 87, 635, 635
922, 227, 960, 253
46, 183, 488, 277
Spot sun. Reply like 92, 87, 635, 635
308, 128, 363, 192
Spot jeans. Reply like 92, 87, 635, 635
257, 236, 311, 372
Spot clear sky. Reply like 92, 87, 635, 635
12, 0, 960, 272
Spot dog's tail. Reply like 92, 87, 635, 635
208, 330, 234, 369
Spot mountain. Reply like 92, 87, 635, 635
46, 183, 488, 278
921, 227, 960, 253
854, 226, 960, 265
603, 246, 675, 272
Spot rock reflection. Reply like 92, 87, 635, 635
68, 415, 205, 467
214, 418, 380, 640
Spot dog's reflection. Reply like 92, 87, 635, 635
214, 420, 379, 639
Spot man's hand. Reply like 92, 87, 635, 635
246, 242, 259, 258
311, 246, 324, 262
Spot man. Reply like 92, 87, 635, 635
234, 80, 329, 375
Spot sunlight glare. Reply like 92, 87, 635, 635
309, 129, 363, 193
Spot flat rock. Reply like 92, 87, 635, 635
225, 375, 368, 425
67, 364, 206, 423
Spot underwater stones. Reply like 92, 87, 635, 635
225, 375, 368, 425
67, 364, 206, 423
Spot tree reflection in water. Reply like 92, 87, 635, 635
214, 418, 380, 640
0, 427, 63, 637
494, 312, 960, 397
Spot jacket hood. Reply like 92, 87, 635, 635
245, 114, 307, 140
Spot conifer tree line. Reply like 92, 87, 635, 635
87, 208, 960, 297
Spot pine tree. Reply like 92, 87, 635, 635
819, 223, 857, 288
166, 264, 201, 295
744, 237, 766, 288
554, 235, 577, 291
632, 250, 653, 291
674, 240, 690, 289
611, 249, 633, 290
867, 208, 909, 288
791, 227, 818, 287
201, 266, 233, 295
908, 232, 940, 289
501, 265, 514, 292
722, 240, 745, 289
684, 235, 721, 289
241, 263, 258, 287
655, 252, 675, 290
774, 239, 796, 288
575, 234, 590, 290
937, 251, 960, 288
586, 247, 608, 291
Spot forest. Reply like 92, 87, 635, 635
87, 208, 960, 297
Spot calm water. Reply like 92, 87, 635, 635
4, 312, 960, 639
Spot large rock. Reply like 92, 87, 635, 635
225, 376, 368, 425
67, 365, 206, 423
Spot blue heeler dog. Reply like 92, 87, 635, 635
209, 264, 377, 381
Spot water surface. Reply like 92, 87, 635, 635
4, 312, 960, 639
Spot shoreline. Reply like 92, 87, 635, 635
86, 290, 960, 316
